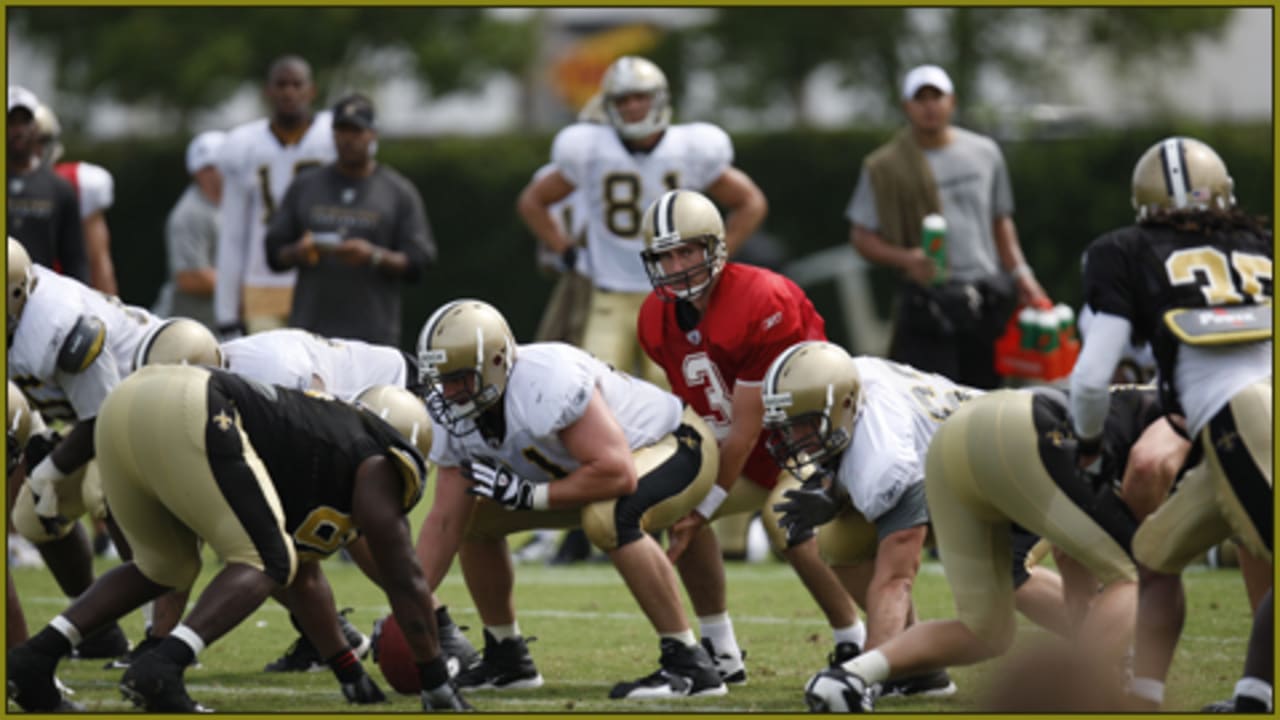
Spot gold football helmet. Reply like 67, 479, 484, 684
7, 238, 35, 340
7, 380, 32, 475
134, 317, 223, 369
356, 384, 433, 457
1132, 136, 1235, 221
761, 341, 862, 472
416, 299, 516, 435
600, 56, 671, 140
640, 190, 728, 301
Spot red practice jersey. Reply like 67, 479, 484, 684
638, 262, 826, 489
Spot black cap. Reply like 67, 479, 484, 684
332, 93, 375, 130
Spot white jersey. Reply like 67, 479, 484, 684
214, 112, 336, 326
552, 122, 733, 293
8, 265, 160, 422
56, 161, 114, 219
220, 328, 408, 402
430, 342, 682, 482
836, 357, 981, 522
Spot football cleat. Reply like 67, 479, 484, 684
119, 653, 210, 713
7, 644, 79, 712
265, 608, 369, 673
879, 669, 957, 699
453, 630, 543, 691
437, 609, 481, 676
701, 637, 747, 685
828, 641, 862, 668
71, 622, 130, 660
804, 666, 875, 712
609, 638, 726, 699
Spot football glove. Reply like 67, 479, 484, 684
463, 458, 536, 511
772, 478, 839, 545
421, 682, 472, 711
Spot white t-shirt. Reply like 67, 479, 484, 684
430, 342, 682, 481
57, 161, 114, 219
552, 122, 732, 293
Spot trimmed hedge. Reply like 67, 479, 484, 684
87, 123, 1271, 351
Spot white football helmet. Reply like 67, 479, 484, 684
804, 666, 875, 712
356, 384, 432, 458
416, 299, 516, 436
640, 190, 727, 301
7, 238, 35, 340
761, 341, 862, 473
600, 56, 671, 140
1131, 136, 1235, 221
7, 380, 32, 475
134, 317, 223, 369
33, 104, 64, 165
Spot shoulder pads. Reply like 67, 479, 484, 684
56, 315, 107, 373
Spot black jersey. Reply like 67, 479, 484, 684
207, 368, 427, 558
1081, 222, 1273, 384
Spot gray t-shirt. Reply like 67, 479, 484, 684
153, 183, 219, 329
846, 126, 1014, 282
265, 163, 436, 347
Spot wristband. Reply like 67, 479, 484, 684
1076, 433, 1103, 458
370, 249, 385, 269
532, 484, 550, 511
694, 484, 728, 520
328, 648, 363, 683
417, 656, 450, 691
1010, 263, 1035, 280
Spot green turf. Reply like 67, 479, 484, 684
9, 542, 1251, 713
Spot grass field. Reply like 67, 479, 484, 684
9, 530, 1252, 714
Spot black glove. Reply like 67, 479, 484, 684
340, 670, 387, 704
421, 682, 472, 711
22, 430, 60, 475
772, 481, 839, 545
463, 458, 536, 510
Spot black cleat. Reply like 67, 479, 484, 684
879, 669, 956, 699
265, 608, 369, 673
453, 630, 543, 691
7, 644, 71, 712
119, 652, 210, 712
103, 632, 165, 670
437, 610, 481, 676
72, 622, 130, 660
700, 637, 747, 685
609, 638, 726, 699
828, 641, 862, 667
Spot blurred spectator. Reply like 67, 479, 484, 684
152, 130, 228, 329
215, 55, 334, 339
34, 104, 119, 295
846, 64, 1046, 389
265, 93, 436, 346
6, 86, 86, 282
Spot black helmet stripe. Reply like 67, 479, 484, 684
655, 190, 678, 239
763, 341, 814, 394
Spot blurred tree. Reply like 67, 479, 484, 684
11, 7, 537, 131
689, 7, 1235, 126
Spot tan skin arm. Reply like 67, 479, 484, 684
83, 211, 118, 295
704, 167, 768, 257
666, 382, 764, 562
415, 464, 474, 593
545, 388, 637, 507
992, 215, 1048, 306
516, 170, 577, 255
175, 268, 216, 296
851, 223, 937, 286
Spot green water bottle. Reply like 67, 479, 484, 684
921, 213, 947, 285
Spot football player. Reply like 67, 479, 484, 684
214, 55, 335, 339
7, 381, 33, 650
1070, 137, 1272, 712
414, 299, 726, 699
793, 346, 1158, 712
634, 189, 866, 687
5, 365, 469, 712
136, 321, 481, 684
33, 103, 119, 295
6, 236, 153, 660
517, 55, 767, 386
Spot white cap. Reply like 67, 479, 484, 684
8, 85, 39, 113
185, 130, 227, 174
902, 64, 953, 100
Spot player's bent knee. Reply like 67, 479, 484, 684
582, 499, 622, 552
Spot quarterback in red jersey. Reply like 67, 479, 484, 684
637, 189, 864, 685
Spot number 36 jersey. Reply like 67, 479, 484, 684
638, 263, 826, 489
552, 122, 732, 293
1081, 223, 1272, 433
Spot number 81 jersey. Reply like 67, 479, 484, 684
552, 121, 733, 293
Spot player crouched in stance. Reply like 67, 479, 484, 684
6, 365, 470, 712
793, 358, 1155, 711
414, 299, 726, 700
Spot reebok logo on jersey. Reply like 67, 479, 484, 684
762, 312, 783, 332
